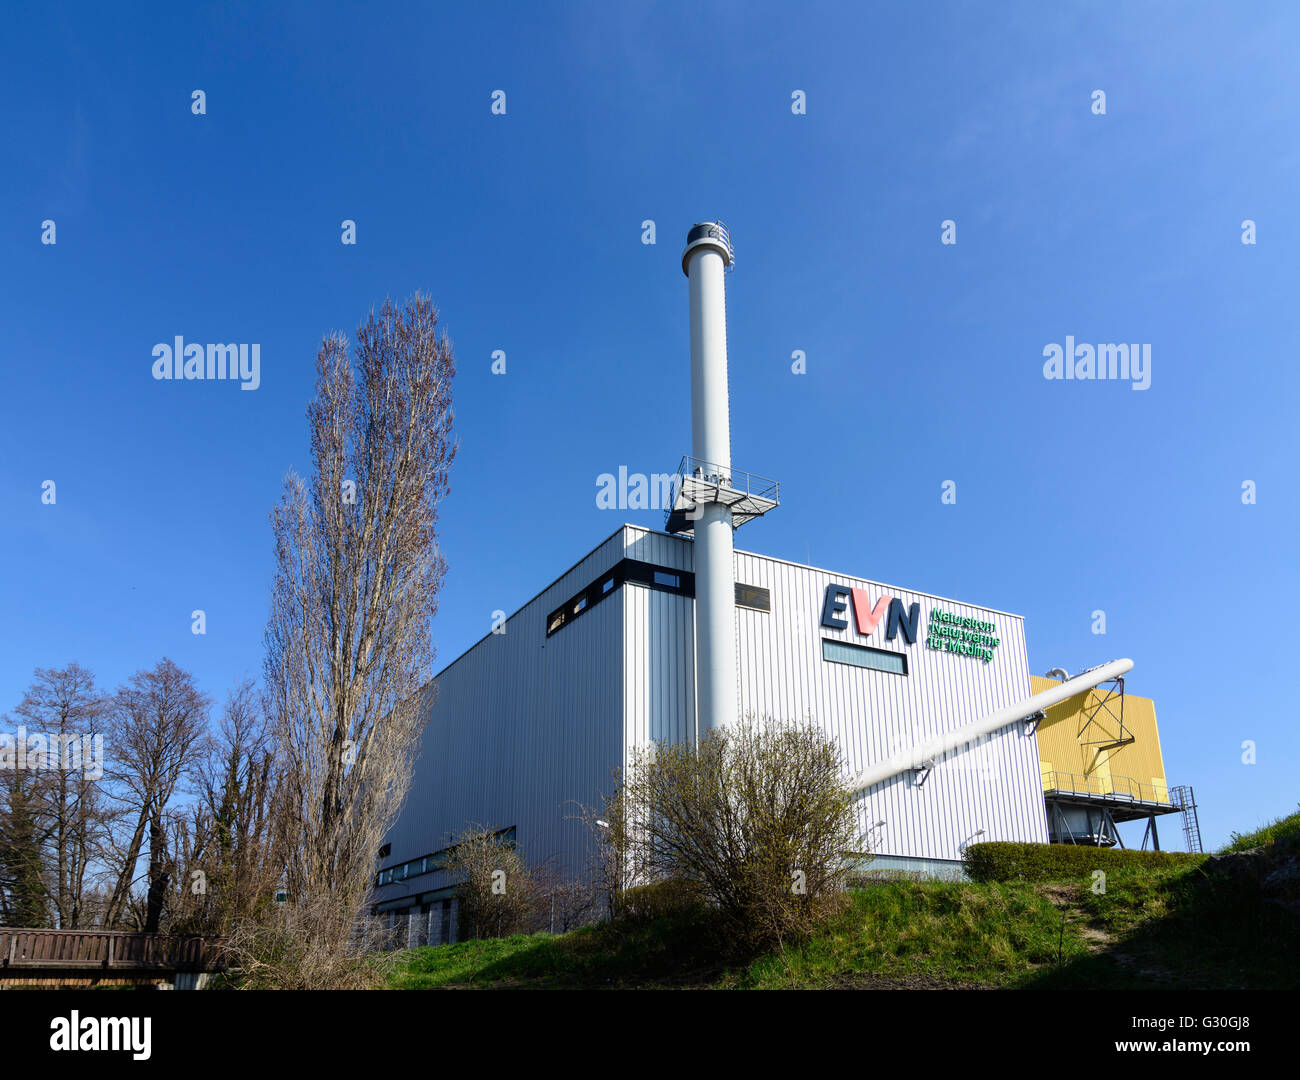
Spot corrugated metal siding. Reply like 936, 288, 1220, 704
622, 526, 698, 764
374, 528, 630, 905
733, 549, 1050, 862
622, 527, 696, 763
620, 529, 1050, 864
1029, 675, 1167, 798
622, 526, 694, 574
623, 580, 696, 757
381, 523, 1053, 904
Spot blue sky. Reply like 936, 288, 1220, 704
2, 1, 1296, 852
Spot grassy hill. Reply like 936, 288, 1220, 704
384, 808, 1300, 990
1221, 806, 1300, 853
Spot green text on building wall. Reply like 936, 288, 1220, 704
925, 608, 1000, 664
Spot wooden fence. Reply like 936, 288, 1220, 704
0, 928, 222, 972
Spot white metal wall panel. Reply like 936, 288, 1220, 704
381, 522, 1052, 908
622, 577, 696, 759
621, 526, 696, 764
375, 527, 631, 905
733, 549, 1050, 863
623, 526, 694, 574
618, 529, 1049, 865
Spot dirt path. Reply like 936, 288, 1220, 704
1038, 883, 1116, 954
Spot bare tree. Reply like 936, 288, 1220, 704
14, 663, 109, 929
569, 791, 631, 922
103, 659, 210, 931
167, 680, 284, 935
532, 861, 601, 934
263, 294, 456, 979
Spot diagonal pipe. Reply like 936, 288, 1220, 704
849, 658, 1135, 794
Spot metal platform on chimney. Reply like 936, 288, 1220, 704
664, 455, 780, 535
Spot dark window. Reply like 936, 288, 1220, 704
546, 559, 695, 637
376, 826, 520, 888
735, 583, 770, 612
821, 638, 908, 675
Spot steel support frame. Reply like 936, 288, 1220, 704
1078, 675, 1134, 753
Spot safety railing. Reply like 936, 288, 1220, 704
673, 456, 779, 503
1040, 769, 1172, 806
686, 221, 734, 268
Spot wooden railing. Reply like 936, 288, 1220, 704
0, 928, 222, 971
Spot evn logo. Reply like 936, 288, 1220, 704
820, 584, 920, 644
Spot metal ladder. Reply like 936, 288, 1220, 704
1171, 784, 1204, 853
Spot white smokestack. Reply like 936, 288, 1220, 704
682, 223, 738, 739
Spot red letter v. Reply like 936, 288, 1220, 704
850, 589, 891, 635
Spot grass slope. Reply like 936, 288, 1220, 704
386, 808, 1300, 991
1221, 806, 1300, 853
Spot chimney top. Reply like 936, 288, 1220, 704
681, 221, 734, 275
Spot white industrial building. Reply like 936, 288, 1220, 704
373, 223, 1142, 940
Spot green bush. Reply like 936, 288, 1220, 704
962, 841, 1205, 883
444, 824, 544, 940
606, 720, 859, 948
615, 879, 704, 922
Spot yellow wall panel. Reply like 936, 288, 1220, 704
1030, 674, 1167, 802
